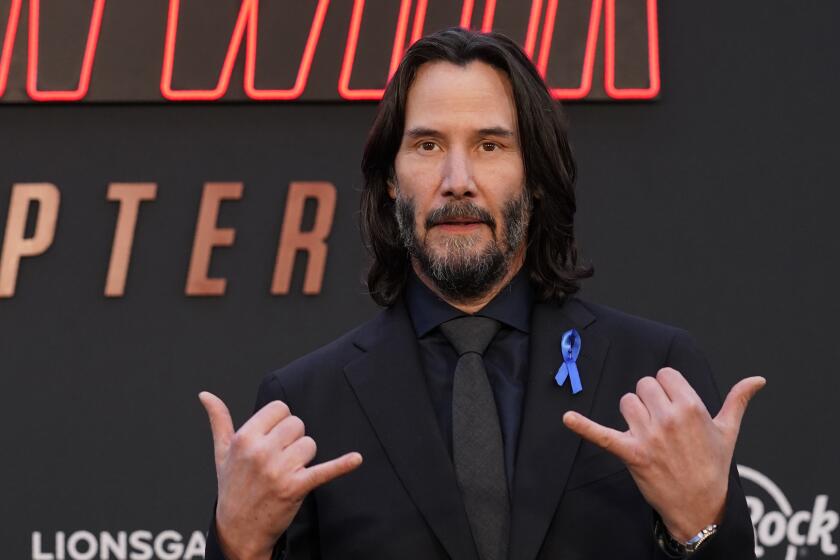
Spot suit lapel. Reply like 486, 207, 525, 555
343, 301, 479, 560
509, 297, 611, 560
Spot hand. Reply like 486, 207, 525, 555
562, 369, 765, 542
199, 391, 363, 560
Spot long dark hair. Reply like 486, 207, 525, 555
361, 27, 592, 307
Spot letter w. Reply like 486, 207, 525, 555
160, 0, 330, 101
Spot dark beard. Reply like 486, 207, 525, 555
394, 191, 531, 302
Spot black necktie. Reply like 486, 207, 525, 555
439, 316, 509, 560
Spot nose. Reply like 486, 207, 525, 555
440, 148, 476, 199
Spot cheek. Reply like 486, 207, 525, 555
477, 156, 525, 195
480, 182, 527, 225
394, 185, 430, 236
395, 184, 436, 230
395, 152, 440, 190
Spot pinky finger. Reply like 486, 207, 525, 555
563, 411, 633, 462
300, 452, 363, 493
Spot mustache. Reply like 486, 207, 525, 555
424, 201, 496, 230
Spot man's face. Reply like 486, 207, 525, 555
391, 60, 530, 301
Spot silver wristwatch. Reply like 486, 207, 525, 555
654, 515, 719, 558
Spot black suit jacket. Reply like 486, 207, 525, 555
206, 296, 756, 559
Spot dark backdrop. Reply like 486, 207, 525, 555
1, 1, 838, 559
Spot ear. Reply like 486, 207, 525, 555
387, 173, 397, 200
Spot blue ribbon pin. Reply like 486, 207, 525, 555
555, 328, 583, 394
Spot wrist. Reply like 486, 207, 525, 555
655, 514, 719, 558
663, 520, 706, 544
215, 517, 275, 560
661, 493, 726, 542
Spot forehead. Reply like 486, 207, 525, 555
403, 60, 517, 133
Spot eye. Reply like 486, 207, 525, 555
419, 141, 438, 151
481, 142, 499, 152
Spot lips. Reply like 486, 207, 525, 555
438, 219, 481, 225
432, 220, 485, 233
424, 202, 496, 231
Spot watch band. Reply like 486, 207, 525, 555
654, 515, 719, 557
684, 523, 719, 552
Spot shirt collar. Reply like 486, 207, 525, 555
405, 267, 533, 337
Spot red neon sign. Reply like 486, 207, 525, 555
604, 0, 660, 99
0, 0, 661, 102
27, 0, 106, 101
244, 0, 329, 100
338, 0, 419, 101
339, 0, 503, 101
533, 0, 602, 99
530, 0, 660, 100
161, 0, 330, 101
0, 0, 22, 98
524, 0, 661, 100
1, 0, 106, 101
338, 0, 659, 102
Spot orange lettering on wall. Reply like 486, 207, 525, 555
105, 183, 157, 297
185, 182, 243, 296
271, 181, 336, 295
0, 183, 60, 297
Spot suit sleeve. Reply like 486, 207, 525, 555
652, 329, 756, 560
204, 373, 321, 560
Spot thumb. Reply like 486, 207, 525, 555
715, 376, 766, 436
199, 391, 235, 469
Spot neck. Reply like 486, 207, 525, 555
411, 251, 526, 314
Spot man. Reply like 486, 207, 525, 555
201, 28, 762, 559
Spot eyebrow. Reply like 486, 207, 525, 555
477, 126, 515, 138
403, 126, 515, 139
404, 126, 439, 139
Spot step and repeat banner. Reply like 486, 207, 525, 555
1, 1, 838, 559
